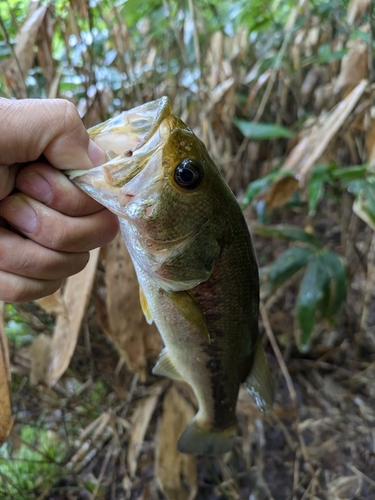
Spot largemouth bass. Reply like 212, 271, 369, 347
68, 97, 273, 455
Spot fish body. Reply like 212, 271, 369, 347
68, 97, 273, 454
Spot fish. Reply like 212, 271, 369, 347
68, 97, 273, 455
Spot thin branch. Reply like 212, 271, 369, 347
260, 300, 314, 473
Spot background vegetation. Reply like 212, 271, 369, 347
0, 0, 375, 499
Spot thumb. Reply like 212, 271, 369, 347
0, 98, 105, 170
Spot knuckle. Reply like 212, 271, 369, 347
0, 273, 31, 302
71, 252, 90, 274
46, 99, 82, 140
58, 99, 81, 131
50, 224, 72, 251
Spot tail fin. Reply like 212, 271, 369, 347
177, 417, 237, 455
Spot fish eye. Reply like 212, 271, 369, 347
174, 159, 203, 190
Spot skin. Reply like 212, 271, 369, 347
0, 98, 119, 302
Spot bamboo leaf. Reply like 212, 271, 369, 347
307, 163, 333, 214
320, 250, 347, 318
353, 181, 375, 230
234, 119, 295, 140
297, 256, 329, 351
241, 171, 283, 209
253, 225, 321, 246
331, 164, 368, 182
265, 246, 314, 289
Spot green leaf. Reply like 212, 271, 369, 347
241, 170, 282, 208
265, 246, 314, 290
320, 250, 346, 318
331, 164, 368, 182
233, 119, 295, 140
308, 177, 325, 215
253, 224, 321, 247
255, 199, 269, 224
297, 256, 329, 351
307, 163, 333, 214
353, 181, 375, 230
296, 249, 346, 351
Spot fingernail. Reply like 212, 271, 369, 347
16, 172, 52, 204
88, 139, 105, 167
1, 196, 37, 233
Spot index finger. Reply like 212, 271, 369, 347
0, 98, 105, 169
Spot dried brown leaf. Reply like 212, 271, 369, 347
69, 0, 88, 18
281, 79, 368, 187
155, 385, 197, 500
127, 384, 162, 478
206, 31, 224, 88
244, 70, 271, 113
301, 67, 326, 102
35, 8, 55, 91
14, 3, 47, 72
353, 190, 375, 231
36, 289, 67, 317
1, 2, 47, 97
347, 0, 370, 25
328, 475, 362, 500
29, 333, 52, 385
365, 118, 375, 168
266, 176, 299, 210
0, 303, 10, 382
334, 40, 368, 96
47, 248, 100, 386
0, 303, 13, 443
208, 77, 234, 110
105, 234, 162, 381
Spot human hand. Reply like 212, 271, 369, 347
0, 98, 119, 302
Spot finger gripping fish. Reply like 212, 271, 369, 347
68, 97, 273, 455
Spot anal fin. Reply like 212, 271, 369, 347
244, 339, 274, 413
166, 290, 210, 344
139, 286, 153, 325
152, 348, 184, 382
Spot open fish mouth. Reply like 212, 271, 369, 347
66, 97, 174, 212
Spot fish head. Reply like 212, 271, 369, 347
69, 98, 224, 247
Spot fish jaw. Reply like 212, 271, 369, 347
87, 96, 172, 157
67, 146, 165, 219
66, 97, 174, 216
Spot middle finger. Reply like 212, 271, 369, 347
0, 193, 118, 252
16, 162, 104, 217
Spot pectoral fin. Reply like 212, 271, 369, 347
139, 286, 153, 324
152, 348, 184, 382
166, 290, 210, 344
244, 339, 274, 413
